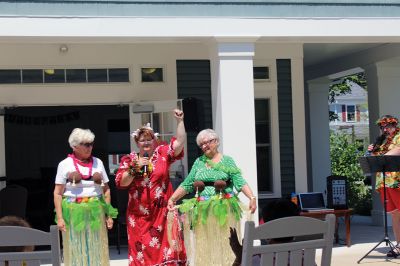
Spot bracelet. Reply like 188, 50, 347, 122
250, 196, 256, 201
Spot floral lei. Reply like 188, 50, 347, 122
200, 155, 241, 175
128, 153, 153, 178
376, 117, 398, 127
375, 128, 400, 155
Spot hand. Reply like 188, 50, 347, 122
367, 144, 374, 152
173, 109, 184, 121
57, 218, 66, 232
229, 227, 243, 261
106, 217, 113, 230
92, 172, 102, 184
249, 197, 257, 214
138, 156, 149, 167
68, 171, 82, 184
167, 198, 176, 211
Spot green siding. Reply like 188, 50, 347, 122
277, 59, 295, 197
176, 60, 213, 171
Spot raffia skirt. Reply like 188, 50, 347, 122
61, 198, 114, 266
179, 196, 249, 266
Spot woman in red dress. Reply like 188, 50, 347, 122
115, 109, 187, 266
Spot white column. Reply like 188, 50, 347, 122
291, 58, 308, 193
365, 60, 400, 226
307, 78, 332, 194
0, 113, 5, 191
209, 41, 258, 207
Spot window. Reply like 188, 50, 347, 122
88, 69, 107, 83
141, 67, 164, 82
0, 68, 130, 84
255, 99, 272, 192
22, 69, 42, 83
253, 66, 270, 81
66, 69, 86, 83
346, 105, 356, 122
44, 69, 65, 83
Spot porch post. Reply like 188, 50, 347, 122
0, 111, 5, 191
209, 40, 258, 207
307, 78, 332, 194
365, 60, 400, 226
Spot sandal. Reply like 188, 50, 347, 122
387, 248, 399, 258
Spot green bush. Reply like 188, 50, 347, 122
330, 131, 372, 215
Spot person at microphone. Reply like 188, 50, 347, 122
115, 109, 187, 266
368, 115, 400, 256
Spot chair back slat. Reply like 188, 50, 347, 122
275, 252, 289, 266
241, 214, 335, 266
303, 248, 317, 265
0, 225, 61, 266
289, 250, 303, 265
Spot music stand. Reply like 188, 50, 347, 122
358, 155, 400, 263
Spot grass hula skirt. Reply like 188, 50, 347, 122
60, 197, 118, 266
179, 195, 244, 266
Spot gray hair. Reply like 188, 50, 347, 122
196, 129, 220, 147
68, 128, 95, 148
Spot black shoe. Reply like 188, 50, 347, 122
387, 250, 398, 258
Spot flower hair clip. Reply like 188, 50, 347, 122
130, 123, 159, 138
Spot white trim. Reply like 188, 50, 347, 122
1, 17, 400, 42
257, 93, 281, 199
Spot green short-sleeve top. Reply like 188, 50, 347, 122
179, 154, 247, 196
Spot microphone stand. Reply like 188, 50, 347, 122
358, 157, 398, 263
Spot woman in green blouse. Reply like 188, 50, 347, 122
168, 128, 257, 266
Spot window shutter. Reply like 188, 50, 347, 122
356, 105, 361, 122
342, 105, 346, 122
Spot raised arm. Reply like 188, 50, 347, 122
172, 109, 186, 156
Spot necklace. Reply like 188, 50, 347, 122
376, 128, 400, 155
68, 153, 93, 179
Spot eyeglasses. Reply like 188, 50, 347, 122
138, 139, 153, 144
199, 139, 216, 148
80, 142, 94, 148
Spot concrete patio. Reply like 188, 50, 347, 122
42, 215, 400, 265
106, 216, 400, 266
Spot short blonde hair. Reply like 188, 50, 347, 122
196, 129, 220, 147
68, 128, 95, 148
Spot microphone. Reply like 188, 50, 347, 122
371, 134, 387, 153
143, 152, 149, 173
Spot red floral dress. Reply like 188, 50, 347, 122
115, 138, 186, 266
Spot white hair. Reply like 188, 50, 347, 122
196, 129, 220, 147
68, 128, 95, 148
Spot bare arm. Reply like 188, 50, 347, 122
172, 109, 186, 156
241, 184, 257, 214
167, 186, 188, 210
102, 183, 114, 229
53, 184, 66, 232
119, 170, 134, 187
386, 146, 400, 155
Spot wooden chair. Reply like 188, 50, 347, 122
0, 225, 61, 266
241, 214, 335, 266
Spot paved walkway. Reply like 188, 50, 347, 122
47, 216, 400, 265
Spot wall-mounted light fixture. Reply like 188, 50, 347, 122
59, 44, 68, 53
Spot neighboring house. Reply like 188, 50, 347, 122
329, 82, 369, 145
0, 1, 399, 226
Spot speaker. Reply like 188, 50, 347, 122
182, 97, 202, 132
327, 175, 348, 210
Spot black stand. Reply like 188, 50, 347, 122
358, 155, 400, 263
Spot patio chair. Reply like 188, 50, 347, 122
0, 224, 61, 266
241, 213, 335, 266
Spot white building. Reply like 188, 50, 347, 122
0, 0, 399, 227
